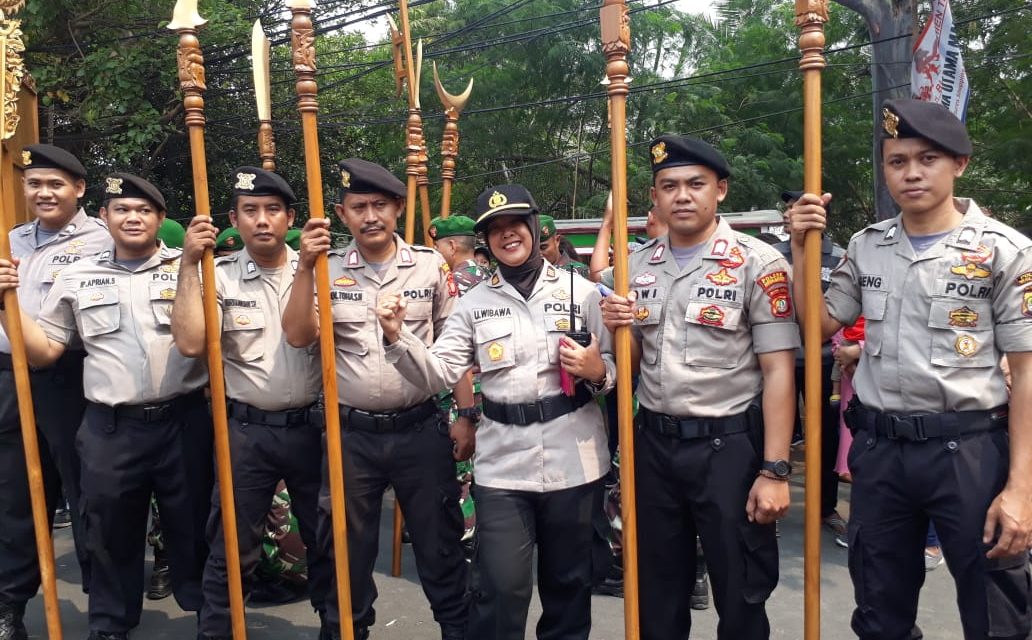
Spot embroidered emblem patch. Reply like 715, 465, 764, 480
698, 305, 725, 327
706, 268, 738, 286
487, 341, 504, 362
947, 306, 978, 328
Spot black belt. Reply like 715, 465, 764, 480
227, 399, 315, 427
482, 384, 593, 426
92, 389, 205, 424
852, 401, 1008, 442
640, 405, 753, 440
340, 399, 437, 433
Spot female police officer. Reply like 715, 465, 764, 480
376, 184, 613, 640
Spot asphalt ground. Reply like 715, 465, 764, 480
25, 453, 969, 639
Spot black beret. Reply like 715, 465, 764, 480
649, 134, 731, 180
337, 158, 406, 200
881, 98, 972, 157
231, 166, 296, 205
103, 173, 166, 211
473, 184, 539, 233
780, 190, 803, 203
22, 144, 87, 179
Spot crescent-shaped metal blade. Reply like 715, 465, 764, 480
432, 62, 473, 116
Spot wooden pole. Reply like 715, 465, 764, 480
0, 13, 62, 637
251, 20, 276, 172
796, 2, 829, 639
167, 2, 247, 637
432, 63, 473, 220
600, 3, 639, 639
287, 4, 355, 638
398, 0, 420, 250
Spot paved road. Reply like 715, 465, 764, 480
26, 471, 967, 639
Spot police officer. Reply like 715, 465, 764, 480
282, 159, 469, 640
377, 184, 614, 640
172, 167, 332, 639
539, 214, 590, 278
772, 191, 850, 547
428, 215, 490, 295
601, 135, 798, 639
0, 173, 213, 640
0, 145, 107, 640
788, 99, 1032, 640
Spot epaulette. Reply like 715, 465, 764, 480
735, 230, 783, 263
632, 237, 658, 253
410, 244, 436, 253
982, 219, 1032, 251
214, 253, 239, 266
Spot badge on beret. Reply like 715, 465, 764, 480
954, 334, 977, 357
488, 191, 508, 209
22, 150, 31, 166
429, 225, 438, 239
882, 108, 900, 138
105, 177, 124, 195
651, 141, 668, 165
235, 172, 257, 191
341, 170, 351, 189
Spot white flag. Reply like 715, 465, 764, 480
911, 0, 970, 120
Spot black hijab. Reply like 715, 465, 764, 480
494, 213, 543, 300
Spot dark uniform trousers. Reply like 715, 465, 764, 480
318, 404, 468, 635
77, 390, 213, 633
0, 351, 90, 606
468, 480, 602, 640
846, 408, 1031, 640
199, 408, 332, 636
636, 405, 778, 640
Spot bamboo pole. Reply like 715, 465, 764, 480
600, 3, 639, 639
432, 63, 473, 220
287, 4, 355, 638
0, 12, 61, 637
796, 1, 829, 639
251, 20, 276, 172
167, 2, 247, 637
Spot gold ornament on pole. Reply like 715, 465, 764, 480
432, 62, 472, 220
795, 1, 829, 638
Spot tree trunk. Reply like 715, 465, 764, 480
832, 0, 914, 220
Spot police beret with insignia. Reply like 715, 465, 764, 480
539, 215, 558, 240
337, 158, 406, 200
880, 98, 972, 157
157, 218, 186, 249
473, 184, 539, 233
103, 173, 167, 212
231, 166, 296, 205
428, 215, 476, 240
22, 144, 87, 179
216, 227, 242, 252
649, 134, 731, 180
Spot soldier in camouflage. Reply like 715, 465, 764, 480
539, 215, 590, 278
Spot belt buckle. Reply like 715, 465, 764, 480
143, 405, 164, 422
374, 413, 396, 432
889, 415, 925, 441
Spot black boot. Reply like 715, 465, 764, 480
0, 601, 27, 640
147, 549, 172, 600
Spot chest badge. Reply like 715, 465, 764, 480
961, 244, 992, 265
64, 240, 85, 255
948, 306, 979, 328
552, 288, 570, 301
954, 334, 978, 357
719, 247, 745, 269
1022, 288, 1032, 318
235, 314, 251, 326
633, 272, 657, 287
698, 305, 725, 327
705, 268, 738, 286
487, 341, 505, 362
634, 306, 651, 322
949, 263, 991, 280
555, 318, 571, 331
89, 292, 105, 302
334, 276, 356, 288
159, 288, 176, 300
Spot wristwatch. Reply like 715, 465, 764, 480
760, 459, 793, 480
456, 406, 481, 423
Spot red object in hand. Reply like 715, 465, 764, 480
843, 316, 865, 342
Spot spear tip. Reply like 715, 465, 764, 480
167, 0, 207, 30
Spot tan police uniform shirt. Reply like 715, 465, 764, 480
385, 262, 614, 493
36, 243, 208, 405
326, 235, 456, 412
825, 199, 1032, 414
215, 247, 320, 411
629, 218, 801, 418
1, 209, 109, 353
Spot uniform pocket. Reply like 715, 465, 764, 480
683, 302, 742, 368
148, 283, 176, 328
76, 286, 120, 337
403, 300, 434, 346
860, 290, 888, 356
543, 314, 570, 364
740, 522, 778, 604
331, 302, 368, 355
222, 309, 267, 363
474, 319, 515, 372
928, 298, 995, 368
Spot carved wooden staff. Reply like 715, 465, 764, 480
391, 5, 431, 245
167, 1, 248, 637
796, 1, 829, 638
287, 3, 356, 638
0, 5, 63, 637
600, 2, 640, 638
432, 62, 472, 220
251, 20, 276, 171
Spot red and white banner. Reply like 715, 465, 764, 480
911, 0, 970, 120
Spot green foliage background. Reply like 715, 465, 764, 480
20, 0, 1031, 242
